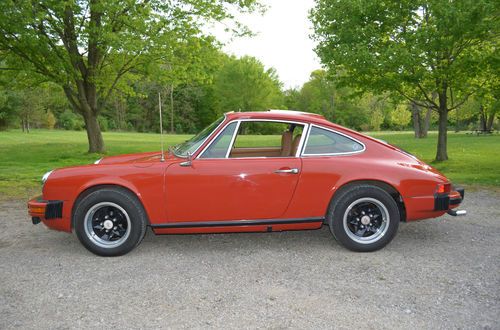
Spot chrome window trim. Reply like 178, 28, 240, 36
175, 114, 227, 158
225, 121, 241, 158
301, 124, 366, 157
196, 118, 309, 160
295, 123, 310, 157
197, 119, 237, 159
198, 121, 240, 159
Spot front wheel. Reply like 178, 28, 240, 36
327, 185, 400, 252
74, 187, 147, 256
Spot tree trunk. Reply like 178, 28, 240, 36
411, 103, 431, 138
83, 113, 105, 153
422, 108, 431, 137
435, 91, 448, 161
479, 105, 487, 131
486, 112, 494, 131
63, 84, 105, 153
411, 102, 421, 138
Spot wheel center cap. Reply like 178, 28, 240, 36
361, 215, 371, 225
103, 220, 114, 230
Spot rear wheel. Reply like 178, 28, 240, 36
74, 187, 147, 256
327, 185, 400, 252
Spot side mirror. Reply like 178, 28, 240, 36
180, 152, 192, 167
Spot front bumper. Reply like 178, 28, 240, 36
434, 186, 465, 211
28, 196, 63, 224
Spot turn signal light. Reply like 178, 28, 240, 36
29, 206, 45, 214
436, 183, 451, 194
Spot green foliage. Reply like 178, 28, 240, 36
58, 110, 84, 131
98, 116, 109, 132
0, 0, 263, 152
214, 56, 284, 112
0, 89, 20, 130
311, 0, 500, 160
297, 70, 336, 120
44, 111, 56, 129
311, 0, 498, 98
390, 104, 412, 130
284, 70, 403, 131
357, 93, 393, 131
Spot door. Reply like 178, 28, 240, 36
165, 157, 302, 222
165, 119, 306, 222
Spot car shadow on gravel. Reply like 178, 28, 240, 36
24, 219, 446, 257
138, 226, 339, 253
135, 220, 445, 255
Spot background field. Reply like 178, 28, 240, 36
1, 130, 498, 199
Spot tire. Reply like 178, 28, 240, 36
74, 187, 147, 256
327, 184, 400, 252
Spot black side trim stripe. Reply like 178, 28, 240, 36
151, 217, 324, 229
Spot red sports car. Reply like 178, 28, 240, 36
28, 110, 465, 256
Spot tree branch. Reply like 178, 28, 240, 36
101, 56, 139, 105
395, 87, 434, 109
415, 81, 439, 109
62, 4, 87, 80
63, 85, 81, 112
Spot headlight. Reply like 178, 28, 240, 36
94, 158, 102, 164
42, 170, 53, 184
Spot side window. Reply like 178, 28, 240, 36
233, 121, 287, 148
230, 121, 304, 158
199, 122, 237, 158
303, 126, 364, 155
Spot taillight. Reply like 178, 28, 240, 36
436, 183, 451, 194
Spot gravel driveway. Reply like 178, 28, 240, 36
1, 190, 499, 329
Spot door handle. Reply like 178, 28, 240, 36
274, 168, 299, 174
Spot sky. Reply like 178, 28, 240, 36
213, 0, 322, 89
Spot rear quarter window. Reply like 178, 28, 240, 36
303, 126, 364, 155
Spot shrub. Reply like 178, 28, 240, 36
44, 111, 56, 129
98, 116, 109, 132
58, 110, 84, 130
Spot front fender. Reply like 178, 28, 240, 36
42, 163, 166, 232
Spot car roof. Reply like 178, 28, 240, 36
224, 109, 379, 145
225, 109, 330, 125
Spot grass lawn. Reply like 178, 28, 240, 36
0, 129, 498, 199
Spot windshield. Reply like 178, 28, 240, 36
173, 116, 225, 157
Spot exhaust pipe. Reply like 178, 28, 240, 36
447, 209, 467, 216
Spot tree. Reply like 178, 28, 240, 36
298, 70, 336, 120
290, 70, 371, 130
0, 0, 261, 152
473, 56, 500, 131
0, 65, 66, 131
214, 56, 284, 112
0, 89, 20, 130
390, 103, 412, 130
311, 0, 499, 160
283, 88, 301, 111
411, 102, 432, 138
357, 92, 394, 131
146, 40, 223, 133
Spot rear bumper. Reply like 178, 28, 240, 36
434, 186, 464, 211
404, 186, 465, 221
27, 196, 63, 224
